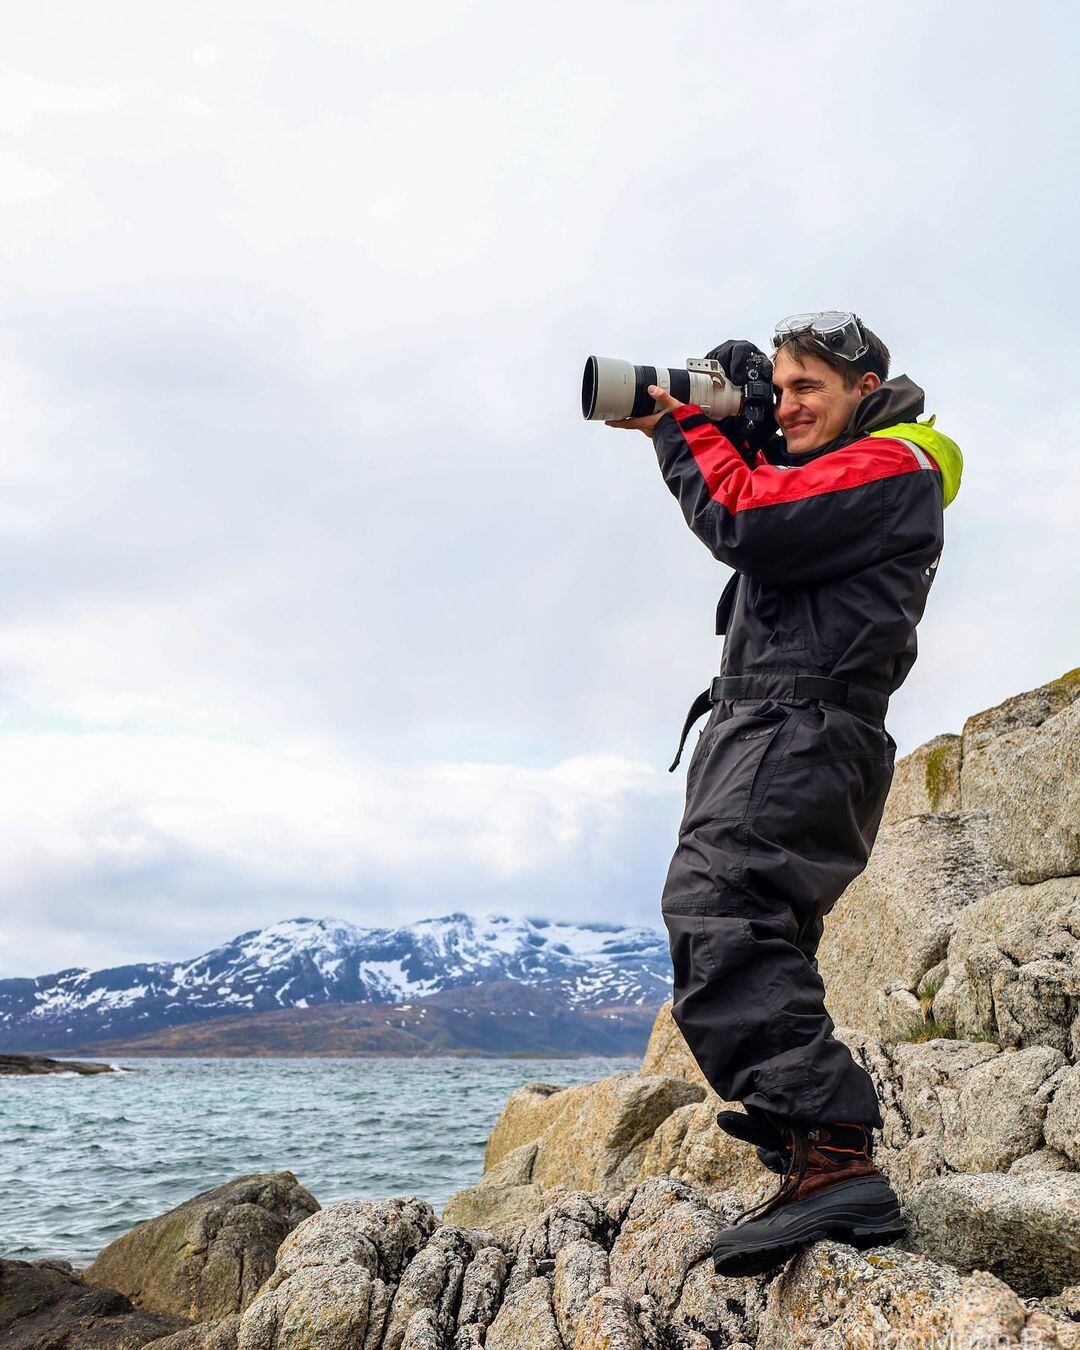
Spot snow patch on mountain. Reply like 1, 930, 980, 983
0, 911, 671, 1050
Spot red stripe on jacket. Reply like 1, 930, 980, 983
671, 404, 937, 513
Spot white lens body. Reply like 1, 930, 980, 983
685, 359, 743, 418
584, 356, 744, 421
586, 356, 640, 420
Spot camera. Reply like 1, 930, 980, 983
581, 352, 774, 428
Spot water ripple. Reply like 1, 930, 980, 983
2, 1054, 635, 1265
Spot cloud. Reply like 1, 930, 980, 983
0, 731, 674, 975
0, 65, 122, 130
0, 1, 1075, 974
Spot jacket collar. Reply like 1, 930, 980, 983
764, 375, 926, 466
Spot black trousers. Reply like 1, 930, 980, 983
661, 696, 894, 1130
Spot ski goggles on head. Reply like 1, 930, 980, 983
771, 311, 869, 362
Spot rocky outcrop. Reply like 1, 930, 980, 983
128, 1177, 1078, 1348
876, 1037, 1069, 1186
442, 1011, 1080, 1262
146, 1318, 241, 1349
0, 1052, 120, 1075
905, 1171, 1080, 1298
755, 1242, 1077, 1350
6, 1169, 1060, 1350
931, 876, 1080, 1058
880, 732, 963, 823
487, 1074, 704, 1190
639, 1002, 707, 1089
434, 673, 1080, 1336
6, 671, 1079, 1346
0, 1257, 187, 1348
10, 1067, 1080, 1345
960, 674, 1080, 885
820, 812, 1009, 1032
83, 1172, 319, 1322
443, 1073, 706, 1234
820, 668, 1080, 1039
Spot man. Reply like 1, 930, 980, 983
605, 312, 961, 1277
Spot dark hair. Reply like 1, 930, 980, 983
777, 321, 890, 387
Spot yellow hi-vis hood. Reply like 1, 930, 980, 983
870, 417, 963, 507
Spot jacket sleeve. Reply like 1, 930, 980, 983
652, 403, 944, 584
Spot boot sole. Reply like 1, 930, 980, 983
712, 1178, 906, 1278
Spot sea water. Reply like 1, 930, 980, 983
1, 1054, 637, 1266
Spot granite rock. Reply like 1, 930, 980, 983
0, 1257, 187, 1349
906, 1171, 1080, 1298
484, 1275, 562, 1350
758, 1240, 1077, 1349
146, 1315, 240, 1349
443, 1072, 704, 1235
571, 1285, 646, 1349
881, 732, 962, 825
607, 1177, 732, 1319
236, 1262, 391, 1350
960, 670, 1080, 884
266, 1195, 435, 1289
639, 1004, 708, 1089
942, 876, 1080, 1058
818, 810, 1008, 1033
83, 1172, 318, 1321
380, 1226, 477, 1350
1046, 1064, 1080, 1165
551, 1239, 610, 1346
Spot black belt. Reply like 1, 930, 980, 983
668, 673, 889, 772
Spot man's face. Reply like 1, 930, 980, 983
772, 347, 880, 455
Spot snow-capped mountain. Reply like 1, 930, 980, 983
0, 913, 671, 1051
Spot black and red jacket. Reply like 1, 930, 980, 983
651, 376, 962, 706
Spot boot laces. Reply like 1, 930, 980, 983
732, 1121, 813, 1224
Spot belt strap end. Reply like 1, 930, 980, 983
669, 688, 713, 772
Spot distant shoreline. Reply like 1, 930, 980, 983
7, 993, 657, 1061
0, 1053, 124, 1076
16, 1047, 639, 1062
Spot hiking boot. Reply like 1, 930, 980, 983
711, 1120, 906, 1278
715, 1109, 787, 1173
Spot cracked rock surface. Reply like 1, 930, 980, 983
137, 1175, 1080, 1349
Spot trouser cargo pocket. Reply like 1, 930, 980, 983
665, 699, 793, 906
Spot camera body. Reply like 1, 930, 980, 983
581, 352, 774, 427
732, 351, 774, 437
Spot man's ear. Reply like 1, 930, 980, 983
858, 371, 882, 397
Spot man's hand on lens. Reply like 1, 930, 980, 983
605, 386, 684, 437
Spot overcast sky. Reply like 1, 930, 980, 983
1, 2, 1076, 976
